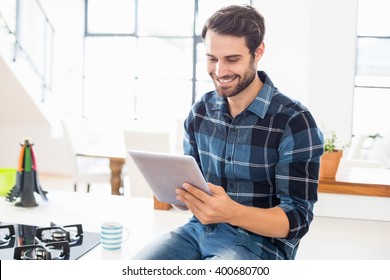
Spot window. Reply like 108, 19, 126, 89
87, 0, 135, 34
83, 0, 251, 127
353, 0, 390, 137
0, 0, 54, 102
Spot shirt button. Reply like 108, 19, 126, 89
227, 156, 232, 162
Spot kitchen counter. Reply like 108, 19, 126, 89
2, 190, 390, 260
319, 167, 390, 197
0, 190, 192, 259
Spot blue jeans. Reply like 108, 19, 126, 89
132, 217, 263, 260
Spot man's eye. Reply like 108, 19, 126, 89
227, 59, 239, 63
208, 57, 217, 62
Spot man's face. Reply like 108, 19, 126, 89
205, 30, 259, 98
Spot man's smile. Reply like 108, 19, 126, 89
215, 75, 238, 85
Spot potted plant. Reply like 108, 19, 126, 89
319, 131, 343, 179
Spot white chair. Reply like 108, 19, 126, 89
123, 130, 171, 198
61, 120, 111, 193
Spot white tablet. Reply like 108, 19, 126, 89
128, 150, 211, 205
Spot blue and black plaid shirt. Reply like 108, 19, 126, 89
183, 71, 324, 259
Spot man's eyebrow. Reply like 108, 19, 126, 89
225, 55, 242, 59
206, 54, 242, 59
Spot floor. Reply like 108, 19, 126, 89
39, 173, 390, 260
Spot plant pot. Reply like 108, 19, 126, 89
319, 150, 343, 179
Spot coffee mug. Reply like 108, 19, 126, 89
100, 222, 129, 250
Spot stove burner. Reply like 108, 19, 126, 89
35, 246, 48, 260
14, 223, 83, 260
52, 229, 67, 241
35, 224, 83, 244
14, 238, 70, 260
0, 224, 15, 246
0, 222, 100, 260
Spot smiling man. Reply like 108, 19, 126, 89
133, 4, 324, 260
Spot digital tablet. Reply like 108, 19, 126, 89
128, 150, 211, 205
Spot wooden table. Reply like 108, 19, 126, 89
77, 145, 126, 195
77, 144, 173, 209
319, 167, 390, 197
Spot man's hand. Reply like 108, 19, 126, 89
175, 183, 238, 224
176, 182, 290, 238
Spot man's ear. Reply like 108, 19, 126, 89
254, 42, 265, 61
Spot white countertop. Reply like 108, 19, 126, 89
0, 190, 192, 259
3, 190, 390, 261
336, 164, 390, 185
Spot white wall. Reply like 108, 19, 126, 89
255, 0, 311, 104
307, 0, 357, 146
0, 49, 49, 124
255, 0, 358, 146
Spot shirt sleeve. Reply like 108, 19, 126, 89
275, 111, 324, 239
183, 106, 200, 164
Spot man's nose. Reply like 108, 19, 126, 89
215, 61, 229, 77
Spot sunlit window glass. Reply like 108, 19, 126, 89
84, 37, 137, 121
353, 88, 390, 136
83, 0, 255, 127
135, 79, 192, 123
87, 0, 135, 34
84, 36, 137, 77
355, 38, 390, 88
357, 0, 390, 36
84, 75, 136, 124
138, 0, 194, 36
18, 0, 46, 75
196, 42, 209, 81
137, 37, 193, 80
353, 0, 390, 137
195, 80, 213, 102
0, 0, 17, 32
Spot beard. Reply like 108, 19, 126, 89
211, 58, 257, 98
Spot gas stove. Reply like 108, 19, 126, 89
0, 222, 100, 260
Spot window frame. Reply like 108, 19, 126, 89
82, 0, 252, 120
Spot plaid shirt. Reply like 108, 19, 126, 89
183, 71, 324, 259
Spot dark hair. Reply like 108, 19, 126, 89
201, 5, 265, 55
